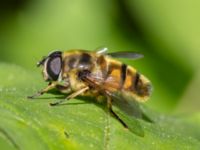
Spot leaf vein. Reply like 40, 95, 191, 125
103, 110, 110, 150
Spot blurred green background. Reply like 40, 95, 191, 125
0, 0, 200, 114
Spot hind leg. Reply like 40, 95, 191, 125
106, 96, 128, 128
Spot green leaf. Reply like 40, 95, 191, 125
0, 63, 200, 150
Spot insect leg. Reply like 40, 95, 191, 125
50, 86, 89, 106
55, 84, 71, 94
106, 96, 128, 128
27, 82, 58, 99
82, 75, 128, 128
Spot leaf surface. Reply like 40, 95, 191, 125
0, 63, 200, 150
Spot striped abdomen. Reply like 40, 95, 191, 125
103, 58, 152, 102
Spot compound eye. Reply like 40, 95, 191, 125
47, 56, 62, 80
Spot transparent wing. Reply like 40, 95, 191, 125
95, 47, 143, 59
108, 91, 142, 119
110, 91, 153, 121
108, 91, 144, 136
107, 51, 143, 59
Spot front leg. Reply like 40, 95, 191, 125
27, 82, 69, 99
50, 86, 89, 106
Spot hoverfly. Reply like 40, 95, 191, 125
28, 47, 152, 136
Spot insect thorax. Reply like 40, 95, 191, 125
61, 51, 104, 91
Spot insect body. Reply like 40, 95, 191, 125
28, 47, 152, 134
